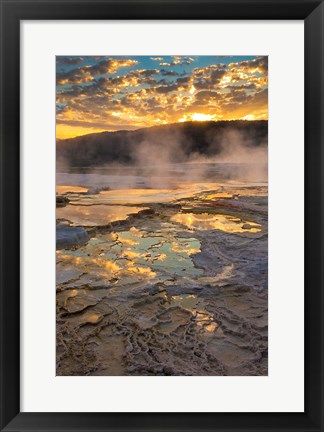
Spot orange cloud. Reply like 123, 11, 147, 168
56, 56, 268, 138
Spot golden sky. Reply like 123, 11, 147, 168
56, 55, 268, 139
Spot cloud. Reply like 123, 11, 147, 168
193, 64, 228, 89
159, 69, 181, 76
56, 56, 268, 138
159, 56, 195, 67
57, 58, 138, 85
229, 56, 268, 74
154, 84, 179, 94
194, 90, 221, 101
56, 56, 84, 66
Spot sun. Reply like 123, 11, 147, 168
191, 113, 215, 122
179, 113, 217, 123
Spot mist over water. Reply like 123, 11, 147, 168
57, 126, 268, 191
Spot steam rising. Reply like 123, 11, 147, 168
57, 121, 268, 189
130, 127, 267, 186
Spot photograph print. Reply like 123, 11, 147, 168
56, 55, 268, 376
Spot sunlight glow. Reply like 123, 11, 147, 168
179, 113, 218, 123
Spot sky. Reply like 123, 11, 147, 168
56, 55, 268, 139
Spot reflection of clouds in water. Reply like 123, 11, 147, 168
57, 250, 156, 281
125, 262, 156, 278
122, 249, 144, 260
57, 253, 121, 274
171, 212, 261, 233
170, 241, 200, 256
168, 294, 219, 334
56, 185, 88, 194
98, 184, 220, 204
56, 225, 203, 289
57, 204, 147, 226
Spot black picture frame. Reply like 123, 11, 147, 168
0, 1, 323, 431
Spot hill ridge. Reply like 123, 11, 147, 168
57, 120, 268, 168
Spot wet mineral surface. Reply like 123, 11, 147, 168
56, 181, 268, 376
